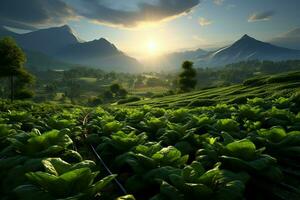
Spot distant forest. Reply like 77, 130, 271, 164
1, 59, 300, 106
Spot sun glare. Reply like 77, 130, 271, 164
147, 40, 158, 54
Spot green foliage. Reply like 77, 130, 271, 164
179, 61, 197, 92
1, 91, 300, 200
118, 96, 141, 105
0, 37, 26, 77
16, 158, 116, 199
0, 37, 35, 101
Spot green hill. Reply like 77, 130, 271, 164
125, 71, 300, 108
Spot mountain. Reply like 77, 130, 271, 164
25, 50, 81, 71
165, 48, 207, 64
57, 38, 141, 72
0, 26, 18, 37
0, 25, 142, 72
196, 34, 300, 67
142, 48, 207, 71
18, 25, 80, 56
270, 28, 300, 50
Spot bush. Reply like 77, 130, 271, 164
188, 99, 216, 107
267, 72, 300, 83
243, 76, 266, 86
87, 97, 103, 106
15, 89, 35, 99
117, 96, 141, 104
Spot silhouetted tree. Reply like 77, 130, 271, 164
118, 88, 128, 98
179, 61, 197, 92
0, 37, 35, 101
110, 83, 121, 94
109, 83, 128, 99
103, 90, 113, 101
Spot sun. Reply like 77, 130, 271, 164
147, 40, 158, 54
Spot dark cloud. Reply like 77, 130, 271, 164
0, 0, 201, 29
0, 0, 75, 30
74, 0, 201, 27
248, 10, 275, 22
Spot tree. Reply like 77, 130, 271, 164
103, 90, 113, 101
110, 83, 121, 94
118, 88, 128, 98
179, 61, 197, 92
0, 37, 34, 101
109, 83, 128, 99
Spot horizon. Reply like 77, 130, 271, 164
1, 0, 300, 60
1, 2, 300, 199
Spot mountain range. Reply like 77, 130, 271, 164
142, 34, 300, 71
195, 34, 300, 67
0, 25, 300, 72
0, 25, 141, 72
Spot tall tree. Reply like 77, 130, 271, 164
0, 37, 34, 101
179, 61, 197, 92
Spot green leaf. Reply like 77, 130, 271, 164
198, 165, 221, 186
184, 183, 213, 198
144, 166, 181, 183
14, 184, 54, 200
42, 158, 71, 176
258, 127, 287, 143
226, 139, 256, 160
116, 195, 136, 200
25, 130, 73, 155
160, 181, 184, 200
215, 180, 245, 200
182, 161, 205, 182
86, 174, 116, 196
152, 146, 185, 166
26, 171, 67, 196
220, 154, 277, 172
70, 160, 96, 171
169, 174, 186, 191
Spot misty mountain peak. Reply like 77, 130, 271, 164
239, 34, 257, 42
96, 37, 111, 44
59, 24, 72, 31
92, 37, 118, 50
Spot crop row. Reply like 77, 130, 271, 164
0, 94, 300, 199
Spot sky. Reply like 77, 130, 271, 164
0, 0, 300, 60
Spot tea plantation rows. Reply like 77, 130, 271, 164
125, 71, 300, 108
1, 92, 300, 199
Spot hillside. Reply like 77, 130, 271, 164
125, 71, 300, 108
0, 25, 142, 72
56, 38, 141, 72
196, 35, 300, 67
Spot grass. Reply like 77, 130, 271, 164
125, 71, 300, 108
130, 86, 169, 95
78, 77, 98, 83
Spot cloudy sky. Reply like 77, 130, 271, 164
0, 0, 300, 59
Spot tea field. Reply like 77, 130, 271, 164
1, 72, 300, 200
125, 71, 300, 108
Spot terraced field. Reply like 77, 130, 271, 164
125, 71, 300, 108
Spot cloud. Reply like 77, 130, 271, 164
248, 10, 275, 22
0, 0, 201, 29
72, 0, 201, 28
270, 27, 300, 50
0, 0, 75, 30
213, 0, 225, 6
199, 17, 212, 26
